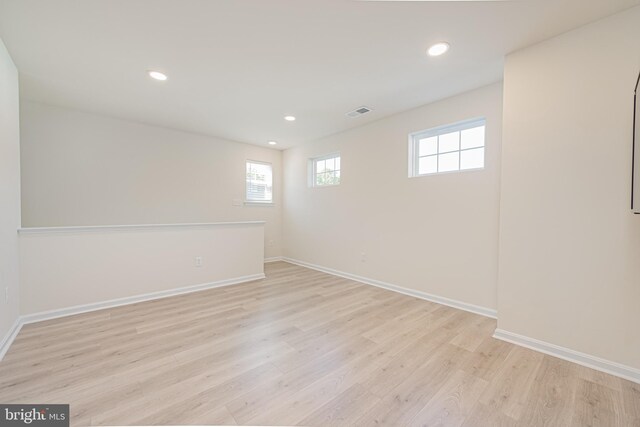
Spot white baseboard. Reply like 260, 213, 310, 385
281, 257, 497, 319
0, 272, 264, 361
493, 329, 640, 384
281, 257, 640, 384
264, 256, 283, 263
20, 273, 265, 326
0, 318, 23, 361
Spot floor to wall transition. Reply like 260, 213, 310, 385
1, 262, 638, 427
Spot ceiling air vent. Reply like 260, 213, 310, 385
346, 106, 372, 118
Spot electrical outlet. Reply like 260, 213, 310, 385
195, 256, 203, 267
268, 239, 275, 247
360, 252, 367, 262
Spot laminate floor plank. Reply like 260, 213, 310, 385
0, 261, 636, 426
517, 356, 578, 427
407, 369, 489, 427
570, 378, 624, 427
478, 345, 545, 420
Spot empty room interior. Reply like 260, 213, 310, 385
1, 0, 640, 426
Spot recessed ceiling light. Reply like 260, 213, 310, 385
268, 141, 278, 146
148, 70, 168, 81
427, 42, 450, 57
284, 115, 296, 121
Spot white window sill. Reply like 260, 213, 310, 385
409, 166, 485, 178
311, 183, 341, 188
244, 201, 275, 206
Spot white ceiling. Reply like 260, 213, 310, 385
0, 0, 638, 149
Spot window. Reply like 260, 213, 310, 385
246, 161, 273, 203
409, 118, 486, 177
311, 153, 341, 187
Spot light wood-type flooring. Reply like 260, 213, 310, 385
1, 261, 638, 426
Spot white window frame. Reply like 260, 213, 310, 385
309, 152, 341, 187
245, 160, 274, 205
408, 118, 486, 177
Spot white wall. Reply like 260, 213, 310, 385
0, 38, 21, 346
498, 6, 640, 370
283, 83, 503, 312
19, 222, 264, 315
20, 102, 282, 258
